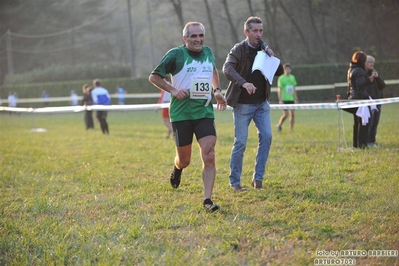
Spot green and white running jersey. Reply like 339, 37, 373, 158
151, 45, 216, 122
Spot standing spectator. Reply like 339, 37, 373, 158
276, 63, 298, 132
223, 16, 283, 191
345, 51, 372, 149
70, 90, 79, 106
82, 84, 94, 130
91, 79, 111, 135
158, 89, 173, 139
116, 85, 126, 105
365, 56, 386, 148
41, 90, 50, 106
7, 91, 17, 115
8, 91, 17, 108
149, 21, 227, 212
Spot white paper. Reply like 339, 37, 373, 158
252, 51, 280, 85
356, 106, 370, 125
369, 96, 377, 111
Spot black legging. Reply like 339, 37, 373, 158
367, 105, 381, 144
96, 111, 109, 134
85, 110, 94, 130
344, 107, 368, 148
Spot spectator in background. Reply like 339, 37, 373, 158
41, 90, 50, 106
157, 90, 173, 138
157, 75, 173, 138
7, 91, 17, 115
365, 56, 386, 148
276, 63, 298, 132
82, 84, 94, 130
8, 91, 17, 107
91, 79, 111, 135
70, 90, 79, 106
223, 16, 283, 191
116, 85, 126, 105
345, 51, 372, 149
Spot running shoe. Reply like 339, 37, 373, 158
203, 198, 220, 212
170, 166, 182, 188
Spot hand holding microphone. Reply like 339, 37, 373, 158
258, 40, 273, 57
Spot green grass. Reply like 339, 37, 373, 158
1, 104, 398, 265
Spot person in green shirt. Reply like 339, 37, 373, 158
276, 63, 298, 131
149, 21, 227, 212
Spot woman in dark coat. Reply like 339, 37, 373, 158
346, 51, 372, 149
82, 84, 94, 130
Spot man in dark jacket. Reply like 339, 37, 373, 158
223, 16, 283, 191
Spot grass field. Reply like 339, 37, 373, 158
1, 103, 398, 265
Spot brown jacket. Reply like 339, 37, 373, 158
222, 40, 283, 108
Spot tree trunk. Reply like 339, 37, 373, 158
203, 0, 218, 59
222, 0, 239, 44
277, 0, 311, 57
306, 0, 326, 60
246, 0, 254, 15
169, 0, 184, 30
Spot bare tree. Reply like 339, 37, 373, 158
221, 0, 240, 44
367, 0, 384, 57
246, 0, 254, 15
262, 0, 281, 55
203, 0, 218, 58
306, 0, 326, 60
169, 0, 184, 29
277, 0, 311, 58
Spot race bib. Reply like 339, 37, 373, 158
190, 76, 212, 99
286, 85, 294, 94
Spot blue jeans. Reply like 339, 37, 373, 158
229, 101, 272, 186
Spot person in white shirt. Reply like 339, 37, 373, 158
70, 90, 79, 106
8, 91, 17, 107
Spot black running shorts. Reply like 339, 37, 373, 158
172, 118, 216, 147
282, 100, 294, 111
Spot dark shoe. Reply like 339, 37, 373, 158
232, 184, 247, 192
251, 180, 263, 190
204, 198, 220, 212
170, 166, 182, 188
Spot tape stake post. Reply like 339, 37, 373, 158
336, 95, 342, 152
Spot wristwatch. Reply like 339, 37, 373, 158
213, 87, 222, 93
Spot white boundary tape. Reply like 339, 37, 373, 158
1, 97, 399, 113
270, 97, 399, 110
0, 93, 161, 104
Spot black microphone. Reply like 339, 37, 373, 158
258, 40, 271, 57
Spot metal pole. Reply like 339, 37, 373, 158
336, 95, 341, 152
126, 0, 135, 78
337, 101, 341, 152
6, 29, 14, 75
